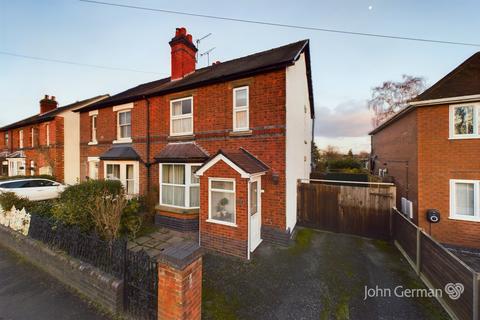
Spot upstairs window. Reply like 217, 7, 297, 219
31, 128, 35, 147
233, 86, 249, 131
46, 124, 50, 146
170, 97, 193, 136
450, 104, 480, 138
91, 115, 97, 143
118, 111, 131, 140
5, 132, 9, 148
19, 130, 23, 149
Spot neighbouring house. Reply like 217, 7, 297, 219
370, 51, 480, 249
76, 27, 314, 259
0, 95, 108, 184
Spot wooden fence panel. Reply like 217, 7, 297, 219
393, 211, 417, 263
297, 181, 395, 239
420, 233, 474, 320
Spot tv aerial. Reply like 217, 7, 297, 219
195, 33, 212, 62
200, 47, 216, 66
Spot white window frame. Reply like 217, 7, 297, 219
170, 97, 193, 136
207, 177, 237, 227
91, 115, 97, 143
88, 157, 100, 179
31, 127, 35, 147
449, 179, 480, 222
46, 123, 50, 146
233, 86, 249, 132
4, 132, 9, 148
449, 103, 480, 139
104, 161, 139, 195
159, 163, 201, 209
19, 130, 23, 149
112, 104, 133, 144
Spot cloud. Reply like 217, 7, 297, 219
315, 100, 373, 138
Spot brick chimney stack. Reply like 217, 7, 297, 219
40, 95, 58, 114
169, 27, 197, 81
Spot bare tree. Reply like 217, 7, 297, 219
368, 75, 426, 127
91, 192, 127, 240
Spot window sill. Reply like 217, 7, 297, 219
113, 138, 133, 144
88, 141, 98, 145
167, 134, 195, 142
448, 215, 480, 222
449, 135, 480, 140
229, 130, 252, 137
156, 204, 199, 214
206, 219, 237, 228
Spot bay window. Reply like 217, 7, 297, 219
450, 179, 480, 221
170, 97, 193, 136
104, 161, 139, 195
450, 103, 480, 138
160, 163, 200, 208
233, 86, 249, 131
208, 178, 236, 226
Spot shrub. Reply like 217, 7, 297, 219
120, 197, 143, 239
0, 192, 54, 217
91, 192, 127, 240
52, 180, 124, 231
327, 158, 362, 170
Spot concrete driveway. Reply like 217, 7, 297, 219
0, 245, 109, 320
202, 228, 450, 320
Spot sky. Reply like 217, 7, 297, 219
1, 0, 480, 153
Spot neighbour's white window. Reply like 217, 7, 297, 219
30, 160, 35, 176
160, 163, 200, 208
31, 128, 35, 147
5, 132, 9, 148
19, 130, 23, 149
46, 124, 50, 146
209, 178, 236, 226
105, 161, 139, 195
118, 111, 131, 140
91, 115, 97, 143
450, 180, 480, 221
170, 97, 193, 136
233, 86, 249, 131
450, 104, 480, 138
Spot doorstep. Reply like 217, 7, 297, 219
155, 205, 200, 232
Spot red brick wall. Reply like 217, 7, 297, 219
80, 70, 287, 231
2, 117, 64, 180
371, 110, 419, 222
157, 257, 202, 320
199, 161, 249, 258
417, 104, 480, 248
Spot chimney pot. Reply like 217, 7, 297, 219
44, 94, 49, 99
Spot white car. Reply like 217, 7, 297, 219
0, 179, 66, 201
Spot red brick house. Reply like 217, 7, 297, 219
0, 95, 108, 184
370, 52, 480, 249
76, 27, 314, 259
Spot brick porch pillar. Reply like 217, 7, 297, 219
157, 242, 203, 320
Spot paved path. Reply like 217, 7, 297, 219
203, 228, 451, 320
0, 245, 109, 320
128, 227, 198, 258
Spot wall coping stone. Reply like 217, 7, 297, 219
156, 241, 203, 270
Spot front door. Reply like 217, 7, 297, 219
249, 176, 262, 251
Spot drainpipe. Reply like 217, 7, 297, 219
144, 96, 151, 196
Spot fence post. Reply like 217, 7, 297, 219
416, 227, 421, 275
389, 207, 393, 239
474, 273, 479, 320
